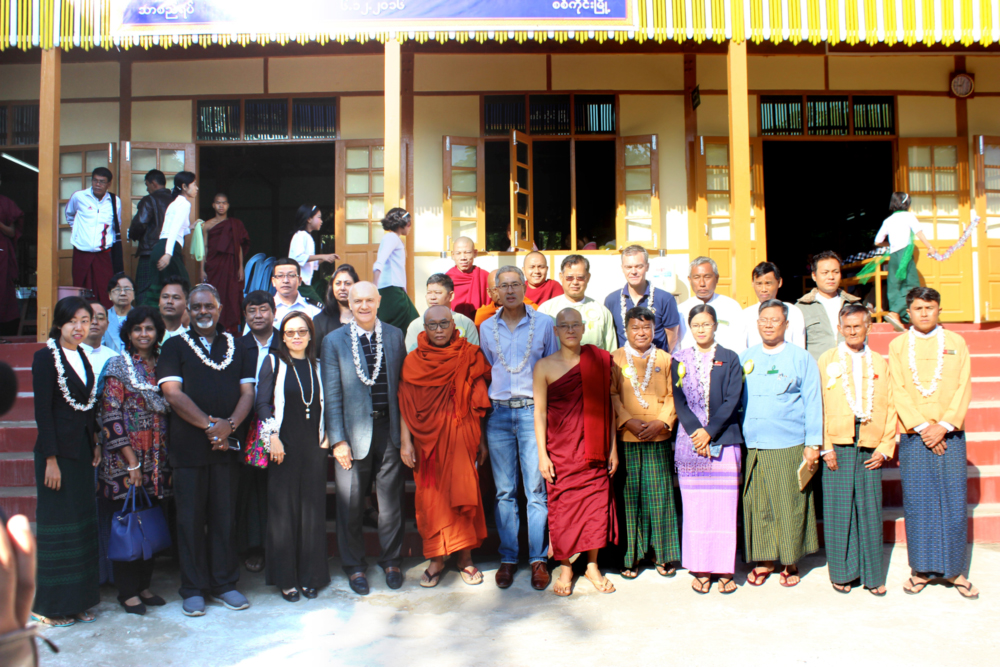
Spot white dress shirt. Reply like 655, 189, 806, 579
875, 211, 923, 254
61, 345, 88, 381
677, 293, 747, 353
65, 188, 122, 253
743, 301, 806, 349
252, 331, 275, 382
373, 232, 407, 290
160, 197, 191, 256
80, 343, 116, 377
288, 231, 318, 285
816, 292, 842, 337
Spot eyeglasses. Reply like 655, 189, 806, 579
274, 273, 299, 281
283, 329, 310, 339
759, 317, 785, 325
557, 323, 584, 332
112, 287, 134, 294
425, 320, 453, 331
690, 323, 715, 331
498, 282, 523, 292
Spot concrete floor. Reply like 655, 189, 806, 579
36, 544, 997, 667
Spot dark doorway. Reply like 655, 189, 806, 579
0, 149, 38, 335
484, 140, 510, 251
762, 141, 894, 302
198, 143, 336, 272
531, 140, 571, 250
574, 140, 616, 249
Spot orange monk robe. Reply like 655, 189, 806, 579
399, 331, 492, 558
473, 297, 538, 328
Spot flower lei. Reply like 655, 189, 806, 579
121, 352, 161, 394
693, 344, 717, 419
179, 331, 235, 371
908, 327, 946, 398
838, 343, 875, 422
46, 339, 98, 412
624, 343, 656, 409
350, 320, 383, 386
620, 286, 655, 329
492, 308, 535, 374
928, 214, 982, 261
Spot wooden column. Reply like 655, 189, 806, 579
727, 40, 752, 307
401, 48, 415, 298
36, 48, 61, 342
683, 53, 700, 255
384, 38, 402, 212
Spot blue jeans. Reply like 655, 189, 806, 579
486, 403, 548, 564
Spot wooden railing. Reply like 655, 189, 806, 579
841, 256, 888, 323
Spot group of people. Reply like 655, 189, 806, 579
28, 203, 979, 629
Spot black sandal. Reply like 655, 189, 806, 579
954, 581, 980, 600
867, 586, 887, 597
903, 577, 928, 595
691, 576, 711, 595
832, 583, 852, 594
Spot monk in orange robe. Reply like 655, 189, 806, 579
400, 305, 491, 587
534, 308, 618, 596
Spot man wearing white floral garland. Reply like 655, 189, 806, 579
539, 254, 617, 352
817, 303, 896, 597
604, 245, 680, 352
888, 287, 978, 600
480, 265, 559, 591
322, 281, 406, 596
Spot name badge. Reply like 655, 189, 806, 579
766, 365, 779, 375
713, 360, 724, 367
944, 349, 957, 355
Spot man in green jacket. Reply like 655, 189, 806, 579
795, 250, 862, 362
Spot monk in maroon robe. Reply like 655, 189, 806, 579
523, 252, 564, 305
534, 308, 618, 596
202, 197, 250, 333
446, 237, 489, 320
0, 193, 24, 328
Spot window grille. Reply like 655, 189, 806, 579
760, 96, 804, 136
292, 98, 337, 139
0, 107, 7, 144
197, 100, 241, 141
806, 96, 850, 136
574, 95, 616, 134
529, 95, 571, 135
244, 99, 288, 141
484, 95, 526, 136
853, 96, 895, 136
11, 105, 39, 145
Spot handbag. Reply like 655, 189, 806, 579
244, 416, 268, 469
108, 485, 172, 562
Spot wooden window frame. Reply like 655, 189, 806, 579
510, 130, 534, 252
442, 136, 485, 252
974, 135, 1000, 321
335, 139, 386, 283
616, 134, 660, 251
57, 143, 117, 286
193, 95, 340, 145
757, 94, 898, 139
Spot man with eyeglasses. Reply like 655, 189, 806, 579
538, 255, 617, 352
102, 273, 135, 352
446, 236, 490, 321
474, 268, 538, 328
246, 258, 321, 336
404, 273, 478, 353
65, 167, 122, 309
479, 266, 559, 591
676, 257, 746, 353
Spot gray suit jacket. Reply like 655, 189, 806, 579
321, 321, 405, 460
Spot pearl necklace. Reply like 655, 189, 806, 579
908, 327, 946, 398
624, 343, 656, 409
47, 339, 98, 412
179, 331, 235, 371
350, 320, 383, 386
492, 308, 535, 374
122, 352, 161, 393
620, 285, 655, 328
693, 344, 716, 419
838, 343, 875, 422
290, 359, 315, 420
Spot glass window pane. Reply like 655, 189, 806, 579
86, 150, 109, 173
988, 193, 1000, 216
919, 221, 935, 237
452, 220, 477, 244
161, 149, 185, 173
936, 194, 958, 216
516, 141, 528, 164
626, 194, 651, 219
452, 145, 477, 168
935, 220, 961, 239
986, 216, 1000, 239
705, 143, 728, 167
345, 222, 368, 244
986, 145, 1000, 166
131, 199, 139, 217
707, 194, 730, 216
709, 220, 731, 241
625, 168, 651, 191
346, 197, 369, 220
625, 143, 651, 167
372, 197, 384, 221
934, 169, 957, 192
626, 219, 652, 242
58, 203, 66, 224
371, 224, 385, 244
346, 173, 369, 194
59, 228, 73, 250
346, 148, 369, 169
60, 177, 80, 200
371, 146, 384, 169
517, 166, 528, 188
517, 193, 529, 215
131, 149, 157, 172
372, 172, 384, 195
933, 145, 957, 167
909, 145, 932, 167
908, 170, 932, 192
910, 194, 934, 217
131, 174, 147, 197
706, 168, 729, 192
986, 168, 1000, 191
60, 152, 82, 174
452, 196, 477, 219
451, 171, 477, 192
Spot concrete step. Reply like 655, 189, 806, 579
878, 504, 1000, 543
966, 432, 1000, 466
0, 452, 34, 486
881, 465, 1000, 506
965, 401, 1000, 432
13, 366, 29, 388
972, 377, 1000, 401
0, 342, 42, 368
0, 393, 33, 423
0, 486, 35, 522
0, 422, 34, 453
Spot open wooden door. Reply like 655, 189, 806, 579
442, 136, 485, 251
898, 138, 975, 322
335, 140, 385, 283
119, 142, 195, 280
616, 134, 660, 251
58, 143, 116, 288
696, 136, 735, 295
974, 135, 1000, 321
750, 137, 767, 266
509, 130, 533, 251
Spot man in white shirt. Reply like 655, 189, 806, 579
796, 250, 863, 362
81, 300, 117, 376
538, 254, 617, 352
263, 258, 321, 332
742, 262, 806, 349
404, 273, 478, 353
159, 277, 190, 343
676, 257, 746, 353
65, 167, 121, 309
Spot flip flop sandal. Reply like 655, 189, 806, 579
779, 570, 800, 588
867, 587, 887, 597
75, 611, 96, 623
419, 568, 443, 588
718, 579, 737, 595
553, 581, 573, 597
655, 563, 677, 578
31, 614, 75, 628
832, 584, 852, 594
747, 568, 773, 587
954, 581, 980, 600
586, 575, 615, 594
691, 577, 711, 595
459, 566, 483, 586
620, 568, 639, 580
903, 577, 928, 595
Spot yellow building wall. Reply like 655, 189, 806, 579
0, 64, 40, 100
748, 56, 825, 90
132, 101, 194, 143
132, 59, 264, 97
967, 57, 1000, 93
696, 95, 758, 137
60, 102, 118, 145
412, 96, 480, 254
968, 97, 1000, 137
414, 54, 546, 92
551, 54, 683, 90
268, 55, 384, 93
897, 96, 956, 137
828, 56, 954, 91
339, 96, 384, 139
62, 63, 119, 98
697, 55, 727, 90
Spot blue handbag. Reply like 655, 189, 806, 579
108, 485, 172, 562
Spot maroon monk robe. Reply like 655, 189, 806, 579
0, 195, 24, 323
545, 346, 617, 561
447, 265, 489, 321
525, 279, 564, 305
205, 217, 250, 333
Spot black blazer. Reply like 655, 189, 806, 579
32, 345, 98, 459
671, 345, 744, 446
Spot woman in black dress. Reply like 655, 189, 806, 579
256, 312, 330, 601
30, 296, 102, 627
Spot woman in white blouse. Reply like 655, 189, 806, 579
371, 207, 418, 332
288, 204, 338, 303
145, 172, 197, 306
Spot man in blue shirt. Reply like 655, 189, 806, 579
604, 245, 680, 352
479, 265, 559, 592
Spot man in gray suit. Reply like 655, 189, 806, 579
322, 281, 406, 595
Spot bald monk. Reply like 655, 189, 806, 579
534, 308, 618, 596
400, 305, 491, 587
446, 237, 490, 321
475, 269, 538, 328
523, 252, 564, 305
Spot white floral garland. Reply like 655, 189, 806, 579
492, 308, 535, 374
350, 320, 384, 386
620, 286, 655, 329
693, 344, 717, 419
908, 327, 946, 398
837, 343, 875, 422
624, 343, 656, 409
179, 331, 235, 371
259, 417, 278, 452
47, 339, 98, 412
121, 352, 161, 393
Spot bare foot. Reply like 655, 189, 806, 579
903, 573, 930, 594
779, 566, 801, 588
584, 564, 615, 594
717, 578, 737, 594
832, 583, 851, 593
691, 576, 711, 594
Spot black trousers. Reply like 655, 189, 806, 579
113, 558, 155, 603
172, 459, 240, 599
334, 416, 404, 574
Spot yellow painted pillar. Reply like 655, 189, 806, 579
36, 48, 61, 342
383, 37, 402, 212
727, 39, 753, 307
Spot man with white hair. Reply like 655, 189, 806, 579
676, 257, 746, 353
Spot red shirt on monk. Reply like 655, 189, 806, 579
525, 279, 564, 305
447, 265, 490, 321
